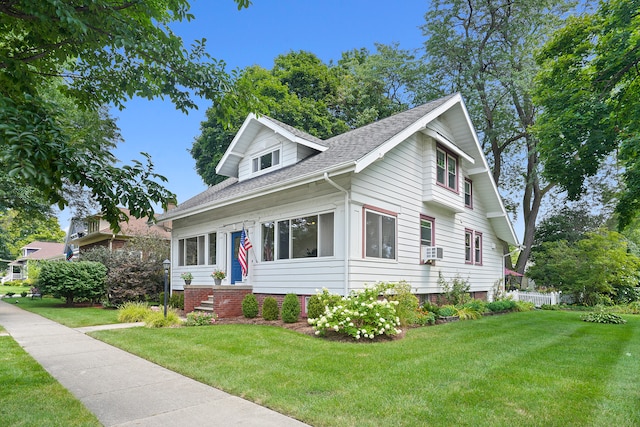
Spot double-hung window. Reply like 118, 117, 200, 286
420, 215, 435, 247
364, 207, 397, 260
464, 229, 483, 265
436, 146, 458, 191
252, 149, 280, 173
464, 179, 473, 208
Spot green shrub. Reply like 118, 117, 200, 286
306, 294, 324, 319
421, 301, 440, 317
262, 296, 279, 320
308, 284, 402, 340
539, 303, 559, 311
169, 293, 184, 310
486, 299, 517, 312
144, 308, 182, 328
515, 301, 535, 311
38, 260, 106, 305
20, 291, 27, 298
462, 299, 487, 313
281, 294, 301, 323
184, 311, 217, 326
384, 281, 420, 327
437, 273, 472, 305
581, 310, 627, 324
415, 308, 436, 325
5, 292, 15, 298
438, 305, 457, 317
241, 294, 259, 318
118, 301, 150, 323
455, 305, 483, 320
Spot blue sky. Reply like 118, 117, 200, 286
101, 1, 429, 213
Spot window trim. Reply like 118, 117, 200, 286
261, 211, 335, 262
436, 145, 459, 193
420, 215, 436, 265
363, 205, 398, 261
464, 178, 473, 209
252, 148, 281, 174
464, 229, 483, 266
177, 233, 218, 266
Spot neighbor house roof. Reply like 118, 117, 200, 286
17, 241, 65, 262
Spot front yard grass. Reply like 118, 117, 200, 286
91, 310, 640, 427
0, 336, 101, 426
7, 297, 119, 328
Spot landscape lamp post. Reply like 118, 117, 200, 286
163, 259, 170, 318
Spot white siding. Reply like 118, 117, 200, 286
170, 183, 347, 295
348, 131, 504, 295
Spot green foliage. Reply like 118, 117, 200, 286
143, 308, 182, 328
455, 305, 484, 321
0, 0, 256, 229
191, 46, 419, 185
0, 210, 65, 259
527, 230, 640, 305
437, 273, 472, 306
308, 284, 402, 340
184, 311, 217, 326
169, 293, 184, 310
535, 0, 640, 229
415, 308, 437, 326
306, 294, 325, 319
421, 301, 440, 317
262, 297, 280, 321
581, 310, 627, 325
241, 294, 259, 318
383, 281, 420, 327
117, 302, 150, 323
487, 300, 517, 312
514, 301, 536, 312
438, 305, 457, 317
82, 247, 163, 305
281, 294, 301, 323
37, 260, 106, 305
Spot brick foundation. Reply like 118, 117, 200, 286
184, 285, 253, 318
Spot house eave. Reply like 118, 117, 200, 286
164, 162, 357, 222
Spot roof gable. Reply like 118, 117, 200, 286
216, 113, 328, 178
160, 94, 518, 245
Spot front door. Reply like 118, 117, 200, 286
230, 231, 242, 284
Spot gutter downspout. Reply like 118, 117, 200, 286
323, 172, 350, 297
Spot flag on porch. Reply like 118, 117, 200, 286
66, 247, 74, 261
239, 228, 253, 276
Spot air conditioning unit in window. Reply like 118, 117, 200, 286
422, 246, 444, 263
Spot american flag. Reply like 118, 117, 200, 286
239, 228, 253, 276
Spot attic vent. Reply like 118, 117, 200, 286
421, 246, 444, 262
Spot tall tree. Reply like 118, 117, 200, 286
420, 0, 575, 273
0, 209, 65, 259
0, 0, 250, 229
534, 0, 640, 229
192, 46, 422, 186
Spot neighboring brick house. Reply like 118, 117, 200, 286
3, 241, 65, 283
66, 207, 171, 258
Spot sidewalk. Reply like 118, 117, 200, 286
0, 300, 310, 427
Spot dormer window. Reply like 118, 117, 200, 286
252, 149, 280, 173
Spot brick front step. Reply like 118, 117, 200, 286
184, 285, 252, 318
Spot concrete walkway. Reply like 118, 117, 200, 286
0, 300, 309, 427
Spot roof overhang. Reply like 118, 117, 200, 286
216, 114, 328, 178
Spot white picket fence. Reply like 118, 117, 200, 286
506, 290, 561, 307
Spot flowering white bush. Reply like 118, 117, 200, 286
308, 285, 402, 339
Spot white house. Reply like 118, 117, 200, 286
159, 93, 518, 315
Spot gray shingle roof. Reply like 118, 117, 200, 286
160, 94, 457, 220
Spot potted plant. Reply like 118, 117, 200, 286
211, 269, 226, 286
180, 272, 193, 285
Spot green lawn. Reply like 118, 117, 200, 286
0, 284, 32, 296
0, 336, 101, 426
6, 297, 119, 328
90, 310, 640, 427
